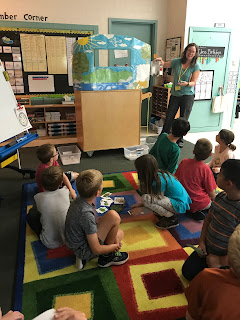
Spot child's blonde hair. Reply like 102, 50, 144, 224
76, 169, 103, 198
193, 138, 212, 161
36, 144, 55, 164
228, 225, 240, 279
41, 166, 63, 191
219, 129, 236, 151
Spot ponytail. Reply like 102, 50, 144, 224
229, 143, 236, 151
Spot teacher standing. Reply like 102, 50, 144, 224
156, 43, 201, 147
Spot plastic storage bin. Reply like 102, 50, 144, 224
124, 144, 149, 161
57, 145, 81, 165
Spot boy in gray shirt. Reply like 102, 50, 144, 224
65, 169, 129, 268
26, 166, 70, 249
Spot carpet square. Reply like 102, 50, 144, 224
103, 180, 115, 188
54, 292, 93, 319
181, 220, 203, 233
142, 269, 184, 299
112, 248, 189, 320
22, 267, 128, 320
169, 214, 203, 247
102, 173, 134, 193
95, 194, 137, 216
31, 240, 76, 275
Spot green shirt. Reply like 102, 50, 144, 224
170, 58, 201, 97
149, 133, 180, 174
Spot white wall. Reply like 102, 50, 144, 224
1, 0, 168, 57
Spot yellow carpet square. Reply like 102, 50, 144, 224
120, 220, 167, 252
54, 292, 93, 319
132, 172, 139, 186
102, 180, 115, 188
130, 260, 189, 312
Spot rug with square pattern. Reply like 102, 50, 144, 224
15, 171, 198, 320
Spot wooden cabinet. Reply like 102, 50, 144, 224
75, 90, 142, 152
151, 86, 171, 119
15, 95, 77, 147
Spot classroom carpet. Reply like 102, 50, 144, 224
15, 171, 199, 320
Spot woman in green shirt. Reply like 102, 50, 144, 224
156, 43, 201, 147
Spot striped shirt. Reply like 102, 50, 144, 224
206, 191, 240, 256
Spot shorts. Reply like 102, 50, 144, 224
75, 238, 104, 261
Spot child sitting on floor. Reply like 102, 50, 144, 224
26, 166, 70, 249
185, 225, 240, 320
131, 154, 191, 229
182, 159, 240, 281
65, 169, 129, 268
207, 129, 236, 181
36, 143, 78, 199
175, 138, 217, 220
149, 117, 190, 174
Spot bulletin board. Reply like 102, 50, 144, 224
194, 70, 214, 101
0, 21, 98, 95
166, 37, 181, 61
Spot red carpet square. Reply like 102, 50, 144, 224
46, 245, 74, 259
142, 269, 184, 299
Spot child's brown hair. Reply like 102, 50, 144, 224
219, 129, 236, 151
41, 166, 63, 191
76, 169, 103, 198
193, 138, 212, 161
134, 154, 171, 201
36, 144, 55, 164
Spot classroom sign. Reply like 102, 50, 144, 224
72, 34, 151, 91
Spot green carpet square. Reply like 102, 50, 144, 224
22, 268, 129, 320
103, 173, 134, 193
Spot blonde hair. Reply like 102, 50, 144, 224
76, 169, 103, 198
228, 225, 240, 279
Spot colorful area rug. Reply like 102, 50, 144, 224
15, 171, 198, 320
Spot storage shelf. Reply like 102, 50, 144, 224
25, 104, 75, 109
15, 95, 77, 146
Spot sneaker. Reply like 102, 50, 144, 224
155, 216, 179, 229
186, 210, 205, 221
177, 140, 184, 148
98, 251, 129, 268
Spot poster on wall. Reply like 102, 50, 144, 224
194, 70, 214, 100
166, 37, 181, 61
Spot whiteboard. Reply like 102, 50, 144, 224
0, 60, 32, 143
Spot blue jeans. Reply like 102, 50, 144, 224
162, 95, 195, 134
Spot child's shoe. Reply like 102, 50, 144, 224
66, 171, 79, 182
186, 210, 205, 221
155, 215, 179, 229
98, 251, 129, 268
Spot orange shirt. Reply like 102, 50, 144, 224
185, 268, 240, 320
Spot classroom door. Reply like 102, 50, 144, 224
188, 27, 232, 132
109, 18, 157, 126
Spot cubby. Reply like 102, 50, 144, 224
151, 86, 171, 119
15, 95, 77, 147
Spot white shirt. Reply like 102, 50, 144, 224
207, 145, 235, 173
34, 187, 70, 249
